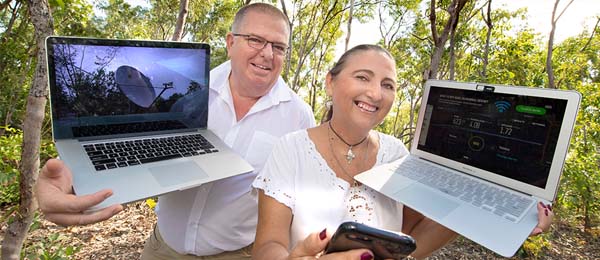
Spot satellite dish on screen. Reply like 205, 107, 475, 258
115, 65, 156, 108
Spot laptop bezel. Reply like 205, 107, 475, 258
410, 80, 581, 201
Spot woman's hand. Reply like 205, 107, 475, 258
530, 201, 554, 236
288, 229, 374, 260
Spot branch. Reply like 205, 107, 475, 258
0, 1, 20, 43
581, 17, 600, 52
411, 33, 429, 41
0, 0, 13, 11
429, 0, 438, 43
555, 0, 575, 22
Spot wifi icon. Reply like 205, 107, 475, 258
495, 101, 511, 112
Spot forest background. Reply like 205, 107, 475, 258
0, 0, 599, 259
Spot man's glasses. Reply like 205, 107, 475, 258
232, 33, 289, 56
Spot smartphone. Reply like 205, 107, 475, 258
324, 222, 416, 260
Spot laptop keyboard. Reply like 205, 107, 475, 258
396, 158, 535, 223
83, 133, 218, 171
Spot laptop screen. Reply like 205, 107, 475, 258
416, 86, 568, 189
47, 37, 210, 139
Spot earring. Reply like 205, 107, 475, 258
326, 100, 333, 109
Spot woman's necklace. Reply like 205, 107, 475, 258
328, 121, 368, 164
327, 125, 370, 187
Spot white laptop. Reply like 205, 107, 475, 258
46, 36, 253, 210
355, 80, 580, 257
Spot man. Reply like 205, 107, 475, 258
35, 3, 315, 259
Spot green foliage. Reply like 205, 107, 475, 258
0, 2, 35, 130
0, 127, 57, 206
557, 82, 600, 229
0, 126, 25, 205
188, 0, 243, 68
22, 230, 80, 260
94, 0, 150, 39
518, 234, 552, 258
51, 0, 99, 36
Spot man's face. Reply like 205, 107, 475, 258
226, 11, 289, 98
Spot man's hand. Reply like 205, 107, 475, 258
288, 229, 374, 260
35, 159, 123, 226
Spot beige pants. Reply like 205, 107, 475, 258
141, 225, 253, 260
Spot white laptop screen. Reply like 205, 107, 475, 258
47, 37, 210, 139
416, 85, 568, 189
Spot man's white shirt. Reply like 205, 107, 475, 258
156, 61, 315, 255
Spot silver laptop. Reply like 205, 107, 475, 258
355, 80, 580, 257
46, 36, 253, 211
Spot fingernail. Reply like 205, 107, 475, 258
547, 204, 553, 211
360, 252, 373, 260
539, 201, 546, 208
319, 228, 327, 240
545, 209, 549, 216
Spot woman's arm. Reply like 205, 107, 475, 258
252, 190, 294, 260
402, 206, 458, 259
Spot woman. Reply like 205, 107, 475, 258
251, 45, 552, 260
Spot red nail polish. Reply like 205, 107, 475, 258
319, 228, 327, 240
547, 204, 553, 211
539, 201, 546, 208
545, 209, 549, 216
360, 252, 373, 260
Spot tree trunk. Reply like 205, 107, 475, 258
480, 0, 493, 80
171, 0, 189, 41
344, 0, 355, 51
1, 0, 53, 259
547, 0, 575, 89
280, 0, 293, 81
547, 0, 559, 89
424, 0, 468, 81
448, 28, 457, 80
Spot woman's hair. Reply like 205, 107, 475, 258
321, 44, 395, 123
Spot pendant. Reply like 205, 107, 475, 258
346, 147, 355, 164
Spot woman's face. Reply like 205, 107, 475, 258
326, 49, 397, 131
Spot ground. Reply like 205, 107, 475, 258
2, 202, 599, 259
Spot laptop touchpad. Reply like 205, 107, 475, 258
394, 185, 460, 218
149, 161, 209, 187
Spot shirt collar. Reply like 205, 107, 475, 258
210, 60, 292, 107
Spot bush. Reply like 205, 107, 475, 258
518, 235, 552, 258
0, 126, 57, 206
22, 213, 80, 260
